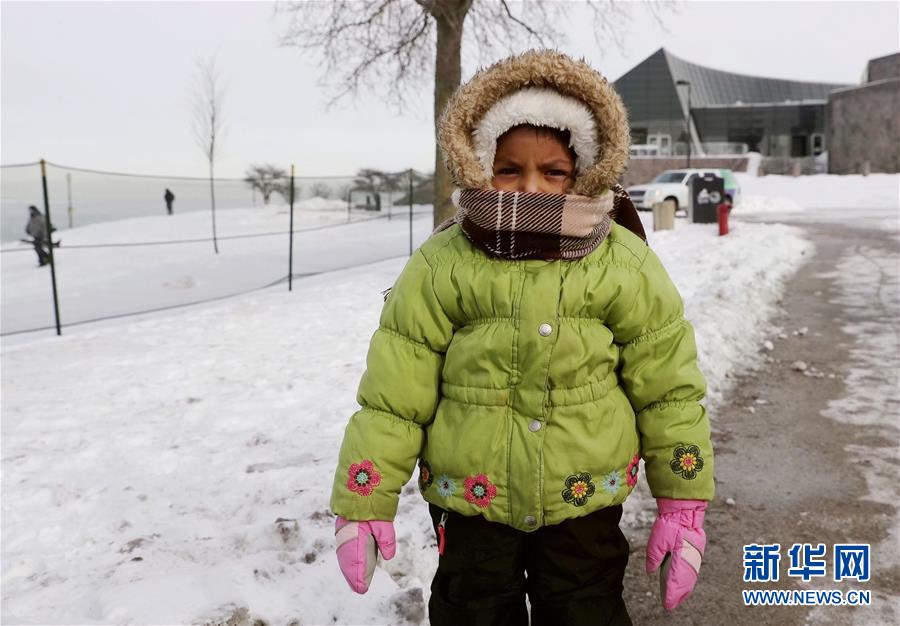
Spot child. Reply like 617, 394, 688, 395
330, 50, 714, 626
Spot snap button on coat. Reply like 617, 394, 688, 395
529, 420, 542, 432
538, 323, 553, 336
524, 515, 537, 527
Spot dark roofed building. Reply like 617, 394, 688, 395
614, 48, 850, 158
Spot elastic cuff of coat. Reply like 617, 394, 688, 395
657, 497, 708, 515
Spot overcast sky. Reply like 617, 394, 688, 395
1, 1, 897, 178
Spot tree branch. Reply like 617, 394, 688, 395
277, 1, 676, 113
412, 0, 435, 14
498, 0, 548, 47
278, 1, 433, 111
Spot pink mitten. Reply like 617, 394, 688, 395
645, 498, 707, 611
334, 516, 396, 594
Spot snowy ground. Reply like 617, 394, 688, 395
2, 174, 897, 625
1, 199, 432, 338
733, 172, 899, 229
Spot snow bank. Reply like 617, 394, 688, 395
1, 204, 433, 337
731, 194, 804, 215
644, 216, 813, 408
734, 172, 899, 213
295, 196, 350, 211
1, 210, 811, 625
744, 151, 762, 177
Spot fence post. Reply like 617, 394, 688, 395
288, 164, 295, 292
40, 159, 63, 336
408, 169, 414, 256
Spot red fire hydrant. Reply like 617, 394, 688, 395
717, 200, 732, 236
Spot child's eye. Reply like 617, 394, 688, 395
547, 169, 570, 177
495, 167, 518, 176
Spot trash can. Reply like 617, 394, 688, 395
653, 200, 676, 231
691, 173, 725, 223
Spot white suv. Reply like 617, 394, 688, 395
626, 169, 741, 212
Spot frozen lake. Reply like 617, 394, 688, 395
0, 164, 400, 243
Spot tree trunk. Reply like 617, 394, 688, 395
209, 161, 219, 254
431, 0, 472, 227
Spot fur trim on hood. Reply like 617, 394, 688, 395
472, 87, 598, 178
438, 49, 630, 198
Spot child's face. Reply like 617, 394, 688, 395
491, 126, 575, 195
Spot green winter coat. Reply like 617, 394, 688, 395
330, 222, 714, 532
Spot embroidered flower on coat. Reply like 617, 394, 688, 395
562, 472, 596, 506
347, 459, 381, 496
436, 474, 456, 497
418, 459, 434, 493
601, 470, 623, 495
625, 454, 641, 487
463, 474, 497, 508
670, 444, 705, 480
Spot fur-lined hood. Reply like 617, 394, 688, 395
438, 49, 630, 198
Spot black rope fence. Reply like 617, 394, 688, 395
41, 161, 384, 181
0, 248, 422, 337
1, 273, 292, 336
0, 161, 42, 169
0, 208, 432, 253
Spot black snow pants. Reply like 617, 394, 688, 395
427, 504, 632, 626
32, 238, 49, 266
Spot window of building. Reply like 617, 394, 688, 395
648, 133, 672, 155
791, 134, 809, 157
810, 133, 824, 156
631, 127, 648, 144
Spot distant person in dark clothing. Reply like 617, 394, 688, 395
164, 188, 175, 215
25, 205, 51, 267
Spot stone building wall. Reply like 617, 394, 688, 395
868, 53, 900, 82
827, 79, 900, 174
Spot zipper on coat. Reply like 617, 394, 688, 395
438, 511, 448, 555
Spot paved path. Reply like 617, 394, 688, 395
623, 210, 899, 625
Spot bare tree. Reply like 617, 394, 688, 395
245, 164, 288, 204
192, 56, 225, 253
274, 181, 294, 204
397, 169, 434, 205
354, 167, 388, 211
309, 181, 335, 199
280, 0, 665, 225
334, 182, 353, 205
380, 171, 405, 209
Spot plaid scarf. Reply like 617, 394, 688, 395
435, 184, 643, 260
